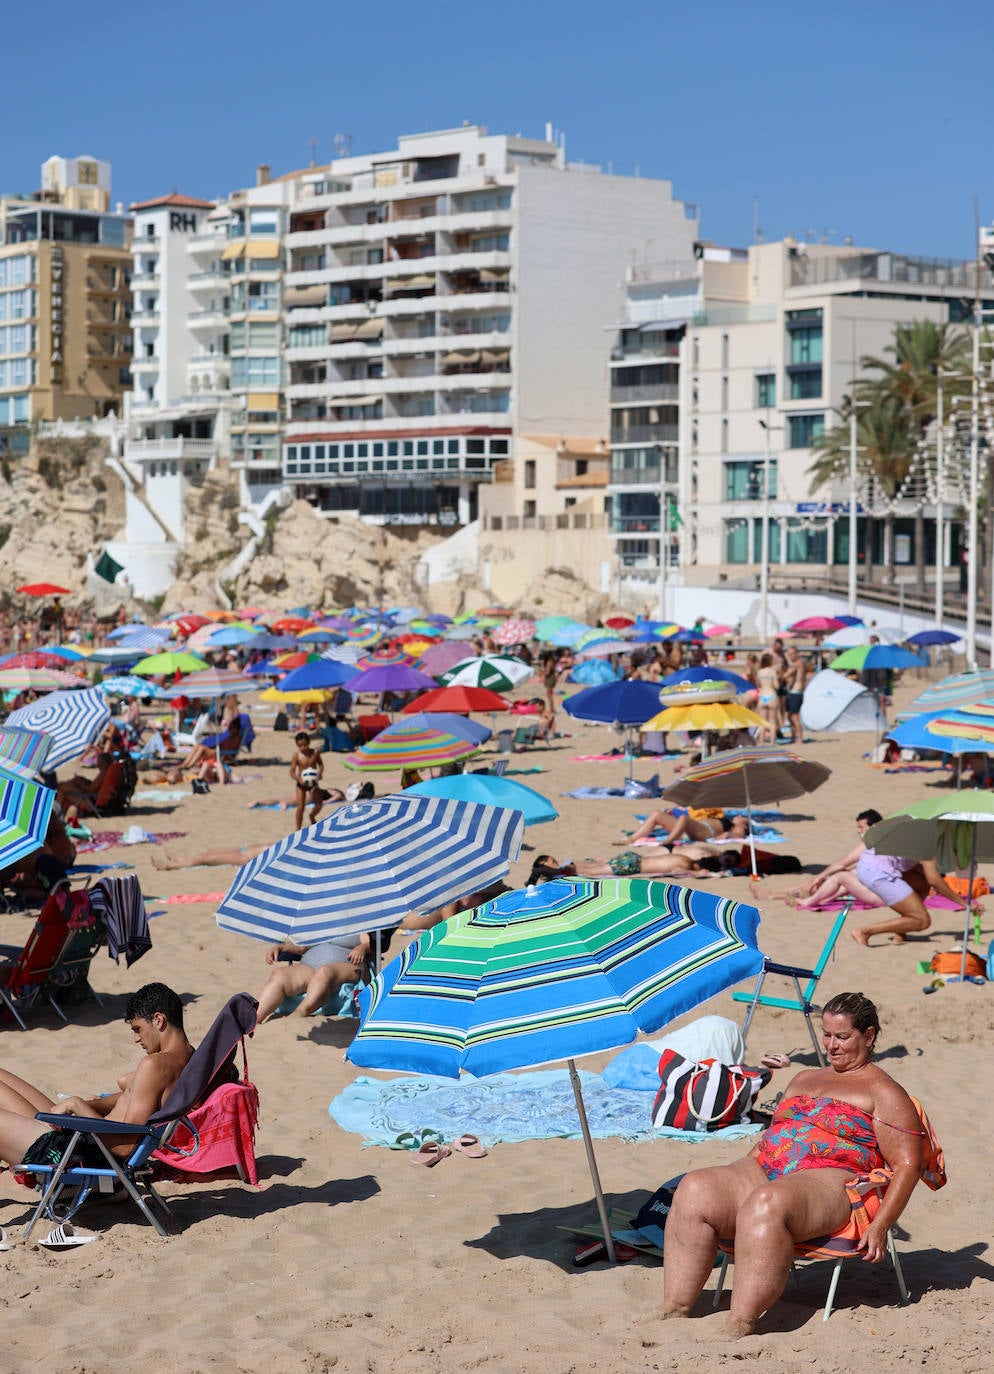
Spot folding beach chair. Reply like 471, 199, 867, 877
21, 993, 259, 1238
732, 898, 855, 1064
0, 887, 86, 1030
39, 896, 107, 1022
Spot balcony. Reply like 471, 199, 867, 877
124, 437, 218, 463
135, 232, 160, 247
130, 309, 160, 327
610, 425, 679, 445
129, 273, 159, 290
131, 356, 160, 372
610, 383, 679, 405
188, 269, 228, 289
189, 309, 227, 330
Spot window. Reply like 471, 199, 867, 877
789, 367, 822, 400
289, 324, 325, 348
0, 256, 32, 288
724, 519, 749, 563
789, 325, 822, 365
248, 321, 279, 349
725, 458, 777, 501
523, 499, 536, 518
249, 210, 279, 234
787, 413, 825, 448
721, 375, 729, 410
229, 322, 246, 351
756, 373, 776, 408
230, 356, 279, 387
784, 520, 828, 563
524, 460, 536, 488
721, 333, 729, 369
721, 417, 729, 454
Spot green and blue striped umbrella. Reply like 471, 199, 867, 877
0, 725, 54, 778
0, 764, 55, 871
347, 878, 762, 1078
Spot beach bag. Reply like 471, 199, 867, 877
633, 1174, 685, 1234
651, 1049, 771, 1133
273, 712, 289, 732
929, 949, 985, 979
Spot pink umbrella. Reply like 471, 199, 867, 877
492, 618, 537, 646
788, 616, 846, 634
418, 641, 470, 678
704, 625, 736, 639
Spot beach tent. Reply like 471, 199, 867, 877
800, 669, 885, 733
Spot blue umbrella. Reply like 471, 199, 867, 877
109, 628, 172, 653
98, 676, 165, 699
885, 710, 986, 758
563, 680, 663, 726
343, 664, 438, 694
399, 712, 491, 745
404, 774, 558, 826
834, 615, 865, 627
277, 659, 355, 692
205, 626, 260, 648
667, 628, 707, 643
8, 688, 111, 771
107, 622, 167, 643
216, 794, 525, 943
569, 660, 619, 686
245, 658, 284, 677
250, 633, 300, 652
0, 764, 55, 872
658, 665, 753, 694
88, 646, 144, 666
296, 629, 342, 645
906, 630, 962, 647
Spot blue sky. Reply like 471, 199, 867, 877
5, 0, 993, 259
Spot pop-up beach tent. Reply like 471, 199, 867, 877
800, 668, 885, 733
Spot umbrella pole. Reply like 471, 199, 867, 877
567, 1057, 616, 1265
743, 774, 758, 879
960, 824, 979, 982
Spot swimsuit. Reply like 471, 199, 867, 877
755, 1094, 884, 1180
855, 847, 915, 906
608, 850, 642, 876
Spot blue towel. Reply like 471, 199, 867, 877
329, 1068, 762, 1147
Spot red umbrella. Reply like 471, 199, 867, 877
605, 616, 636, 631
167, 613, 212, 637
2, 652, 71, 669
271, 617, 314, 635
271, 651, 320, 671
16, 582, 71, 596
788, 616, 846, 635
401, 685, 512, 714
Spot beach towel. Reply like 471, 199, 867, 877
158, 892, 228, 905
76, 830, 187, 850
249, 802, 293, 811
88, 874, 152, 968
132, 789, 191, 803
328, 1069, 763, 1147
68, 862, 134, 875
153, 1080, 260, 1185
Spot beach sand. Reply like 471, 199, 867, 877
1, 676, 992, 1374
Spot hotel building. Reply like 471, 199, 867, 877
0, 156, 132, 452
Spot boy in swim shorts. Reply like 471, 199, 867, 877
290, 732, 325, 830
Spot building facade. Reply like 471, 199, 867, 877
0, 156, 132, 451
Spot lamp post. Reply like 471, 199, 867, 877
966, 321, 980, 669
656, 445, 668, 621
757, 417, 783, 642
848, 401, 859, 616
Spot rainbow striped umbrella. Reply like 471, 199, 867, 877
344, 717, 487, 771
899, 672, 994, 720
0, 765, 54, 871
927, 704, 994, 744
347, 877, 762, 1261
0, 667, 85, 691
355, 650, 414, 670
0, 726, 53, 778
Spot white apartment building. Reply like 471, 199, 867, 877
281, 125, 699, 526
610, 239, 991, 606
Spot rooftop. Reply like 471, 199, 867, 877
130, 192, 216, 211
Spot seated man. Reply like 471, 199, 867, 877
0, 982, 194, 1169
256, 933, 371, 1022
58, 753, 126, 821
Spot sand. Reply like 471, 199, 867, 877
1, 676, 992, 1374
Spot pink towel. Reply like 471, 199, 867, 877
154, 1080, 260, 1185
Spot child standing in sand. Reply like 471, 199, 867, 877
290, 732, 325, 830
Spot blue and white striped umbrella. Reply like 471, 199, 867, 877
322, 644, 364, 665
216, 794, 525, 945
7, 687, 111, 771
98, 676, 165, 699
109, 627, 171, 653
0, 764, 55, 872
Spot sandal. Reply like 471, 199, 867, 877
0, 1227, 13, 1253
451, 1134, 488, 1159
409, 1142, 451, 1168
38, 1224, 96, 1250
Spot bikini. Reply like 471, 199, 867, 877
754, 1094, 885, 1179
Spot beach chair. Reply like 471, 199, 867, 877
40, 897, 107, 1022
357, 712, 390, 743
21, 993, 259, 1238
732, 898, 854, 1064
512, 722, 539, 751
712, 1097, 944, 1321
0, 889, 82, 1030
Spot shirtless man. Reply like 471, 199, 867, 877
0, 982, 194, 1168
783, 647, 807, 745
289, 731, 325, 830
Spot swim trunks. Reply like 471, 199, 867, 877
755, 1094, 884, 1179
608, 850, 642, 877
17, 1128, 108, 1187
785, 692, 804, 714
855, 848, 915, 906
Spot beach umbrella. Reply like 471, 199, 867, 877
535, 617, 591, 646
866, 793, 994, 981
438, 655, 531, 690
821, 626, 906, 649
563, 679, 663, 726
407, 620, 445, 638
98, 676, 165, 699
704, 625, 736, 639
296, 629, 343, 645
269, 617, 314, 635
165, 613, 212, 637
7, 687, 111, 770
0, 652, 76, 671
346, 877, 763, 1261
356, 650, 415, 670
108, 628, 173, 654
88, 646, 144, 666
217, 794, 524, 944
443, 624, 481, 641
926, 704, 994, 747
170, 668, 262, 699
15, 582, 71, 596
0, 726, 53, 778
0, 764, 55, 872
665, 628, 707, 644
417, 642, 471, 678
0, 667, 85, 691
341, 625, 386, 647
788, 616, 847, 635
322, 644, 364, 666
47, 645, 87, 662
403, 773, 558, 826
399, 713, 491, 745
885, 710, 990, 782
270, 651, 320, 671
342, 664, 438, 695
400, 686, 511, 715
623, 620, 680, 642
106, 622, 160, 641
205, 626, 261, 648
132, 651, 208, 677
899, 670, 994, 720
260, 685, 341, 706
835, 615, 864, 627
344, 717, 488, 772
907, 630, 962, 648
574, 638, 631, 659
828, 644, 923, 672
491, 618, 536, 646
569, 660, 619, 685
244, 658, 284, 677
276, 660, 354, 693
248, 633, 299, 652
662, 745, 831, 876
658, 665, 753, 694
604, 616, 636, 631
641, 699, 767, 739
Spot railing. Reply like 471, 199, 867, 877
610, 462, 665, 486
484, 511, 607, 532
610, 383, 679, 404
610, 515, 662, 533
125, 438, 218, 460
611, 343, 681, 360
610, 425, 679, 444
788, 250, 976, 290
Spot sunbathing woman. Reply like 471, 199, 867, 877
616, 809, 750, 846
658, 992, 927, 1337
529, 850, 733, 881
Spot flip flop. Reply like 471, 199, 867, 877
389, 1132, 421, 1151
0, 1227, 13, 1252
451, 1134, 488, 1159
409, 1142, 451, 1167
38, 1224, 96, 1250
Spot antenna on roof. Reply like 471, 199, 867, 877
309, 137, 317, 167
333, 133, 353, 159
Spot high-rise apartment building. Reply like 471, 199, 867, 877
0, 156, 132, 452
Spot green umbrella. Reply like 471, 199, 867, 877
865, 792, 994, 980
829, 644, 922, 672
131, 651, 209, 677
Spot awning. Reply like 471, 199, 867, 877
479, 268, 509, 284
640, 318, 690, 332
221, 242, 245, 261
442, 350, 480, 366
247, 392, 280, 411
285, 285, 326, 307
335, 394, 382, 407
247, 240, 280, 260
353, 318, 384, 339
480, 349, 510, 366
385, 274, 435, 291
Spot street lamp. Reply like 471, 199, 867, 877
757, 417, 783, 641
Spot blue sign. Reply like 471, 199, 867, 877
795, 502, 863, 515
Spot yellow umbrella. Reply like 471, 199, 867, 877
642, 701, 767, 734
260, 686, 339, 705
